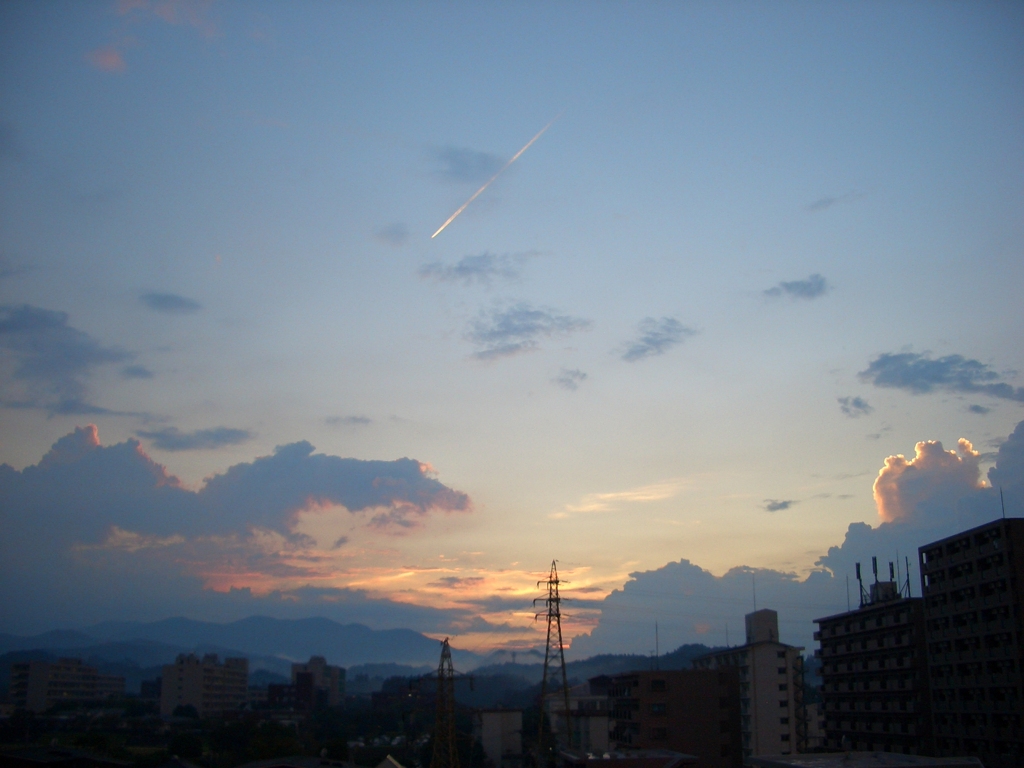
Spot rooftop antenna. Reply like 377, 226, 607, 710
889, 562, 895, 582
872, 556, 878, 584
855, 562, 867, 608
1000, 487, 1006, 519
846, 575, 851, 612
655, 622, 660, 670
896, 549, 901, 587
725, 623, 730, 648
905, 556, 912, 598
752, 572, 757, 612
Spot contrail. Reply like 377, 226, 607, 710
431, 113, 561, 238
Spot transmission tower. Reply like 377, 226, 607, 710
535, 560, 572, 757
430, 638, 459, 768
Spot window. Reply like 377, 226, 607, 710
780, 700, 789, 708
650, 679, 666, 692
781, 734, 790, 742
651, 727, 667, 740
777, 667, 787, 674
780, 718, 789, 725
779, 684, 788, 692
777, 651, 786, 659
650, 702, 667, 715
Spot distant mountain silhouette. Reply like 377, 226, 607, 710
81, 616, 483, 668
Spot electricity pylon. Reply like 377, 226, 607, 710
430, 638, 459, 768
535, 560, 572, 758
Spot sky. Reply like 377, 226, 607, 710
1, 0, 1023, 658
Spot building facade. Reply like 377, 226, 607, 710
545, 676, 612, 752
608, 669, 742, 768
292, 656, 345, 706
919, 517, 1024, 768
473, 709, 523, 768
814, 580, 932, 755
10, 658, 124, 712
692, 609, 806, 760
160, 653, 248, 718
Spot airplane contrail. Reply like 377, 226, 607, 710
431, 113, 561, 238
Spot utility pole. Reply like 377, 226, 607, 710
430, 638, 459, 768
535, 560, 572, 761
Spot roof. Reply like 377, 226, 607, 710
231, 757, 351, 768
559, 748, 698, 768
747, 752, 984, 768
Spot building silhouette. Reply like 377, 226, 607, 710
814, 568, 932, 754
919, 517, 1024, 768
692, 609, 806, 759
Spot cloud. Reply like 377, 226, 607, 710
419, 252, 534, 286
466, 303, 591, 360
859, 352, 1024, 402
968, 404, 990, 415
560, 480, 683, 516
121, 364, 154, 379
0, 304, 133, 414
837, 396, 872, 418
763, 274, 829, 300
572, 421, 1024, 657
873, 438, 985, 524
117, 0, 218, 38
621, 317, 695, 362
86, 47, 127, 73
136, 426, 255, 451
140, 292, 202, 314
325, 415, 372, 427
0, 426, 475, 633
805, 192, 861, 212
432, 147, 504, 183
554, 368, 587, 391
763, 499, 797, 512
374, 223, 409, 247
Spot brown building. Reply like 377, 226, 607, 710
814, 572, 932, 755
693, 609, 806, 760
608, 669, 742, 768
160, 653, 248, 718
10, 658, 124, 713
918, 517, 1024, 768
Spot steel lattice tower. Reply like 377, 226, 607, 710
430, 638, 459, 768
535, 560, 572, 755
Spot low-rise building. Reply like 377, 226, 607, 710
545, 676, 612, 752
474, 709, 523, 768
608, 669, 742, 768
10, 658, 124, 712
160, 653, 248, 718
693, 609, 806, 759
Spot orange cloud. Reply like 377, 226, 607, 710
873, 438, 985, 523
86, 47, 126, 73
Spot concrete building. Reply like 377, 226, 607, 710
292, 655, 345, 706
160, 653, 248, 718
473, 709, 523, 768
692, 609, 806, 760
918, 517, 1024, 768
608, 669, 742, 768
814, 575, 932, 755
9, 658, 124, 712
544, 676, 612, 752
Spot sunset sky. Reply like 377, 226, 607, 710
1, 1, 1023, 657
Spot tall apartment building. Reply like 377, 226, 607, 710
692, 609, 806, 760
10, 658, 124, 712
608, 668, 742, 768
160, 653, 248, 718
814, 574, 932, 755
473, 709, 523, 768
918, 517, 1024, 768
